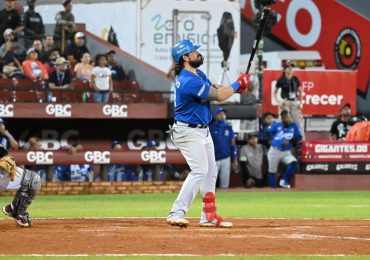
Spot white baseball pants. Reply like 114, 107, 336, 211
216, 157, 231, 188
0, 167, 24, 190
169, 124, 217, 215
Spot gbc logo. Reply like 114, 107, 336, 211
84, 151, 111, 164
27, 151, 53, 164
141, 151, 166, 163
45, 104, 72, 117
336, 164, 358, 171
0, 104, 14, 117
102, 105, 128, 118
306, 164, 329, 171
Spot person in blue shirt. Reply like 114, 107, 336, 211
209, 107, 237, 188
0, 118, 19, 150
266, 110, 302, 188
258, 112, 275, 148
166, 39, 250, 228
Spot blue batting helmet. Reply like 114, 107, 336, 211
171, 40, 201, 64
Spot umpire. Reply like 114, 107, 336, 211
273, 63, 305, 139
209, 107, 237, 188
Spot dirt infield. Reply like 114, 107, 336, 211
1, 218, 370, 256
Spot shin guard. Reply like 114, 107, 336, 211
202, 192, 224, 227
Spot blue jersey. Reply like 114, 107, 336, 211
266, 121, 302, 151
210, 120, 235, 161
174, 69, 212, 125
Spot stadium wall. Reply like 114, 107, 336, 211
0, 181, 184, 196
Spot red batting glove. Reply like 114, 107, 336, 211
236, 73, 250, 94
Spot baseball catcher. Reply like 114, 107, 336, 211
0, 145, 41, 227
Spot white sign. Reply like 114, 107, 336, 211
102, 105, 128, 118
0, 104, 14, 117
27, 151, 54, 164
141, 150, 166, 163
84, 151, 111, 164
38, 0, 240, 83
45, 104, 72, 117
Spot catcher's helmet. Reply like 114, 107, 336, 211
171, 40, 200, 64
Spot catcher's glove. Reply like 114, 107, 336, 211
0, 155, 16, 181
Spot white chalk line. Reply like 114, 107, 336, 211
0, 253, 362, 257
1, 216, 370, 221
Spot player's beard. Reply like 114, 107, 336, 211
189, 54, 204, 68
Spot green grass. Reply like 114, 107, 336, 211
0, 191, 369, 219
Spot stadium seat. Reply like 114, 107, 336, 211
13, 90, 38, 102
113, 81, 140, 92
13, 79, 43, 90
135, 92, 163, 102
0, 90, 10, 102
0, 78, 13, 88
73, 80, 90, 91
50, 91, 82, 103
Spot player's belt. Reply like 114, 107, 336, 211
175, 120, 208, 129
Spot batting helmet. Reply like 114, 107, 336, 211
171, 40, 201, 64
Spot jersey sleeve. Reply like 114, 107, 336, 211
293, 123, 303, 138
184, 77, 210, 100
265, 122, 277, 134
229, 126, 235, 142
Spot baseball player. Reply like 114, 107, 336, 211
209, 107, 237, 188
166, 39, 250, 228
266, 110, 302, 188
0, 145, 41, 227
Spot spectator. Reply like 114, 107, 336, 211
209, 107, 237, 188
330, 103, 355, 141
43, 35, 54, 52
33, 39, 48, 63
0, 28, 24, 78
107, 141, 138, 181
54, 0, 77, 52
43, 47, 60, 74
258, 112, 275, 148
21, 133, 42, 150
91, 54, 113, 103
239, 133, 265, 188
106, 50, 127, 81
74, 52, 93, 81
0, 0, 23, 45
0, 118, 19, 150
66, 32, 89, 64
23, 0, 45, 47
273, 63, 305, 139
22, 47, 48, 81
266, 110, 302, 189
48, 57, 72, 90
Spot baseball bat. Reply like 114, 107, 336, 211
246, 7, 271, 74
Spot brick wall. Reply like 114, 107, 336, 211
0, 181, 184, 196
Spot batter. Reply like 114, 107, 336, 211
166, 39, 250, 228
